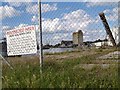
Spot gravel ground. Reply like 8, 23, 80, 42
74, 64, 111, 70
98, 51, 120, 59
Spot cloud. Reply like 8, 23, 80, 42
83, 29, 106, 41
26, 3, 57, 14
8, 2, 24, 7
0, 5, 20, 20
62, 9, 93, 31
1, 24, 28, 38
41, 9, 94, 33
103, 7, 118, 22
86, 2, 116, 7
36, 9, 100, 43
42, 18, 60, 32
31, 15, 38, 22
15, 23, 28, 28
42, 33, 72, 45
26, 4, 38, 14
33, 9, 95, 44
4, 0, 32, 2
2, 25, 11, 36
53, 35, 61, 40
41, 3, 57, 13
1, 25, 11, 38
2, 25, 11, 30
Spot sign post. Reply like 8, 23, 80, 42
0, 54, 13, 69
38, 0, 43, 69
38, 0, 43, 85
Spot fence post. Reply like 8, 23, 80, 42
38, 0, 43, 69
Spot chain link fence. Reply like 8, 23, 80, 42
1, 2, 119, 56
39, 2, 119, 57
0, 1, 119, 88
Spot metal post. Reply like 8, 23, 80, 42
99, 12, 116, 47
38, 0, 43, 68
0, 54, 13, 70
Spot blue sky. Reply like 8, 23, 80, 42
1, 2, 118, 45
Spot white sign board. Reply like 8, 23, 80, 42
6, 25, 37, 56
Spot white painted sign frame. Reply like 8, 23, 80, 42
6, 25, 37, 56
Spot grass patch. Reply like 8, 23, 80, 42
2, 48, 119, 88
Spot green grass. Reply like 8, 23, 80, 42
2, 48, 119, 88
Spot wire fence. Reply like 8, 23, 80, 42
0, 1, 120, 88
0, 1, 119, 61
38, 2, 119, 53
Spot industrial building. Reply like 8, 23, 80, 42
73, 30, 83, 46
91, 27, 119, 48
92, 39, 108, 48
60, 40, 73, 48
0, 38, 7, 57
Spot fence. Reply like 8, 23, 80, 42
1, 1, 119, 88
1, 2, 119, 53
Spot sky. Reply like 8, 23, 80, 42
0, 1, 119, 45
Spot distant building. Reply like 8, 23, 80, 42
60, 40, 73, 48
83, 41, 95, 47
91, 27, 120, 47
93, 39, 108, 48
0, 38, 7, 57
73, 30, 83, 46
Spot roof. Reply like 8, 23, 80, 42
73, 30, 83, 35
84, 39, 108, 44
93, 39, 108, 43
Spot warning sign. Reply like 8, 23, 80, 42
6, 25, 37, 56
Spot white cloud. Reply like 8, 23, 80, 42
61, 9, 93, 31
1, 24, 28, 39
33, 9, 96, 44
4, 0, 32, 2
2, 25, 11, 35
53, 35, 61, 40
26, 3, 57, 14
41, 3, 57, 13
1, 25, 11, 38
103, 7, 118, 22
8, 2, 24, 7
83, 29, 106, 41
0, 5, 20, 20
103, 9, 110, 13
3, 0, 120, 2
42, 18, 60, 32
40, 9, 94, 34
86, 2, 116, 7
26, 4, 38, 14
31, 15, 38, 22
15, 23, 28, 28
2, 25, 11, 30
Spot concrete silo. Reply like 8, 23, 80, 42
73, 30, 83, 46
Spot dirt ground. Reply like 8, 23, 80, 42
1, 48, 119, 66
1, 49, 97, 65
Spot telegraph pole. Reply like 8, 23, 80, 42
38, 0, 43, 68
